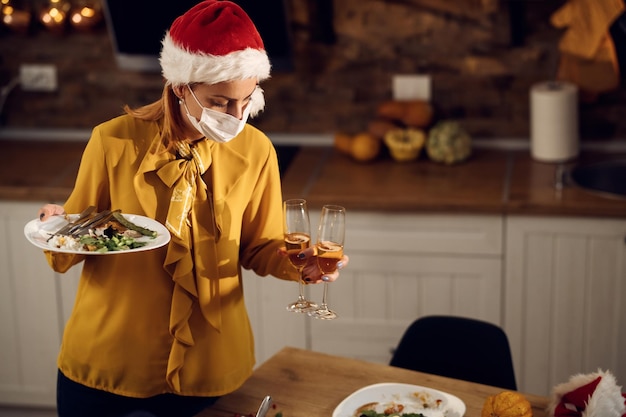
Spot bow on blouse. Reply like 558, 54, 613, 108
134, 135, 223, 392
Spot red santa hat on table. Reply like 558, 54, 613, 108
548, 370, 626, 417
160, 0, 271, 117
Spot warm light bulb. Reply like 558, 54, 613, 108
39, 1, 68, 33
70, 2, 101, 30
80, 6, 94, 17
1, 1, 30, 33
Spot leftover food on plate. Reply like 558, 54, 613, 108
24, 210, 171, 255
332, 383, 465, 417
48, 227, 148, 252
355, 389, 444, 417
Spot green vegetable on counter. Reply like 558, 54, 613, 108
426, 120, 472, 165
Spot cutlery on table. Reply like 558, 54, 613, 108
256, 395, 272, 417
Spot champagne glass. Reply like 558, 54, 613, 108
284, 199, 318, 313
308, 205, 345, 320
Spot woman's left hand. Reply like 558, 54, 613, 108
278, 246, 349, 284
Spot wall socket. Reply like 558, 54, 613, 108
19, 64, 58, 92
392, 74, 431, 101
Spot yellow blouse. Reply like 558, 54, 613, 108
45, 115, 297, 398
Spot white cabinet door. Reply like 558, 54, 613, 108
504, 216, 626, 397
0, 202, 61, 407
309, 212, 504, 364
309, 252, 503, 364
0, 201, 81, 407
244, 212, 504, 367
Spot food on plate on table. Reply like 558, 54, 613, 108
354, 390, 445, 417
481, 390, 533, 417
46, 210, 158, 253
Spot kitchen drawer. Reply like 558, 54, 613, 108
343, 212, 503, 256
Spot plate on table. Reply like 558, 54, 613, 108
24, 213, 171, 255
332, 382, 466, 417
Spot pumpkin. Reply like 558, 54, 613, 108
376, 100, 434, 129
402, 100, 434, 128
383, 128, 426, 162
481, 391, 533, 417
425, 119, 472, 165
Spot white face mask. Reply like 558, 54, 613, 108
183, 86, 250, 143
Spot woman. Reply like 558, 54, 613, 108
37, 2, 347, 416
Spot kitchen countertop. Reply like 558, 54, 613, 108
282, 146, 626, 218
2, 139, 626, 218
0, 140, 84, 202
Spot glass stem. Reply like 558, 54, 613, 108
297, 275, 306, 301
320, 282, 329, 310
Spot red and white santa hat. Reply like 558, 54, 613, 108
160, 0, 271, 116
548, 369, 626, 417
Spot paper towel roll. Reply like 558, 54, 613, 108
530, 81, 579, 162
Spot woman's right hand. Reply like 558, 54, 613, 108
38, 204, 65, 221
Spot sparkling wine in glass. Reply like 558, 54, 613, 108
284, 199, 318, 313
309, 204, 345, 320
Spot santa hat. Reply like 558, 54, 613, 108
160, 0, 271, 116
548, 370, 626, 417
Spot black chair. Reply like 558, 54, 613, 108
389, 315, 517, 390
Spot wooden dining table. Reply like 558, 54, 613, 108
197, 346, 550, 417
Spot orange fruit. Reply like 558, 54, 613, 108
334, 132, 353, 155
350, 132, 381, 162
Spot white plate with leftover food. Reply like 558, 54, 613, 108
24, 212, 170, 255
332, 382, 466, 417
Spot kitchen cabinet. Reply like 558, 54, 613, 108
504, 215, 626, 397
0, 201, 80, 408
244, 211, 504, 365
4, 200, 626, 405
249, 212, 626, 398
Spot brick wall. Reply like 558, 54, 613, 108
1, 0, 625, 141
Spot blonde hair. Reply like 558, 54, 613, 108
123, 83, 188, 151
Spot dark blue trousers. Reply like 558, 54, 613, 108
57, 370, 220, 417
